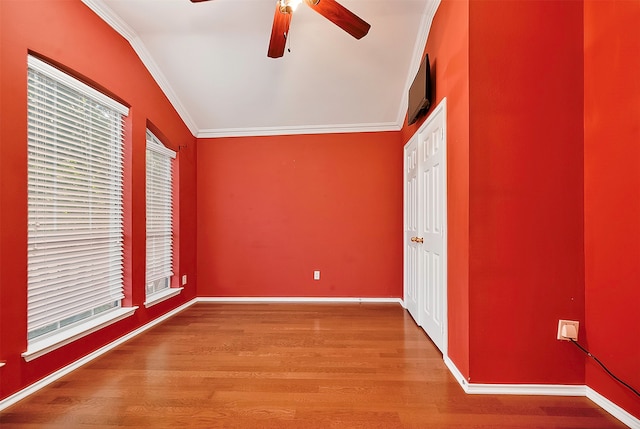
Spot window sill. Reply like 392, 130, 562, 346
22, 306, 138, 362
144, 287, 183, 308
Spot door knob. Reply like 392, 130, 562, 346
410, 237, 424, 244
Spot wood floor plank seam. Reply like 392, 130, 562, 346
0, 303, 629, 428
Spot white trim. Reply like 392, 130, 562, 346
444, 355, 640, 426
466, 383, 586, 396
587, 387, 640, 428
82, 0, 440, 138
144, 287, 183, 308
402, 98, 448, 356
196, 122, 400, 139
444, 356, 586, 396
80, 0, 198, 135
441, 99, 448, 357
80, 0, 441, 138
1, 298, 197, 412
2, 298, 638, 428
444, 356, 469, 391
196, 297, 403, 304
395, 0, 441, 128
80, 0, 445, 138
22, 307, 138, 362
28, 55, 129, 116
147, 136, 177, 159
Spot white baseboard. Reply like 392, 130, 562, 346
445, 355, 584, 395
466, 383, 586, 396
0, 298, 198, 412
197, 296, 403, 304
444, 356, 638, 428
444, 355, 469, 389
0, 297, 402, 411
587, 387, 640, 428
4, 298, 636, 429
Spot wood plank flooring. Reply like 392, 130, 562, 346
0, 303, 627, 428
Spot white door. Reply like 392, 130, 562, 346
403, 99, 447, 355
417, 104, 447, 354
404, 135, 420, 321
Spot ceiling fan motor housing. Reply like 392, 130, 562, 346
269, 0, 370, 58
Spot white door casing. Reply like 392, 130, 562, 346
403, 98, 447, 355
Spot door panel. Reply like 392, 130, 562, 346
418, 114, 446, 353
404, 136, 420, 321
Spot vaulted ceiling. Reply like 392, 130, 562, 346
82, 0, 439, 137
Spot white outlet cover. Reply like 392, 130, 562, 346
313, 270, 320, 280
557, 319, 579, 341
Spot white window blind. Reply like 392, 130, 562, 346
27, 55, 129, 341
145, 130, 175, 298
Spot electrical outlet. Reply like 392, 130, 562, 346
313, 270, 320, 280
181, 275, 187, 286
557, 319, 579, 341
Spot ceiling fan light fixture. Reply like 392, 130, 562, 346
279, 0, 303, 14
269, 0, 370, 58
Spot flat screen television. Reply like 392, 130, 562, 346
407, 54, 431, 125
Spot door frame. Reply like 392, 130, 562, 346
403, 97, 448, 356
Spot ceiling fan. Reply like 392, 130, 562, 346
190, 0, 371, 59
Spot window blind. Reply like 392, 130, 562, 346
27, 55, 128, 341
145, 130, 175, 297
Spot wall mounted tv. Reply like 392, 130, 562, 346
407, 54, 431, 125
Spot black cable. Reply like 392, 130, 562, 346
570, 339, 640, 398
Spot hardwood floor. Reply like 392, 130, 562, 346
0, 303, 627, 428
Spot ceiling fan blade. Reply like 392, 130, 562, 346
268, 4, 292, 58
305, 0, 370, 39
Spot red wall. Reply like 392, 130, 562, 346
467, 0, 585, 384
197, 133, 402, 298
401, 0, 471, 379
401, 0, 586, 385
584, 0, 640, 418
2, 0, 638, 421
0, 0, 197, 400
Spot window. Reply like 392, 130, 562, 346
26, 56, 131, 349
145, 129, 176, 304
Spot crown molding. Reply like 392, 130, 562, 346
197, 121, 401, 139
80, 0, 199, 136
395, 0, 441, 128
82, 0, 441, 139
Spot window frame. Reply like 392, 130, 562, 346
23, 55, 137, 361
144, 129, 182, 308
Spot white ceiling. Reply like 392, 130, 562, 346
82, 0, 439, 137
